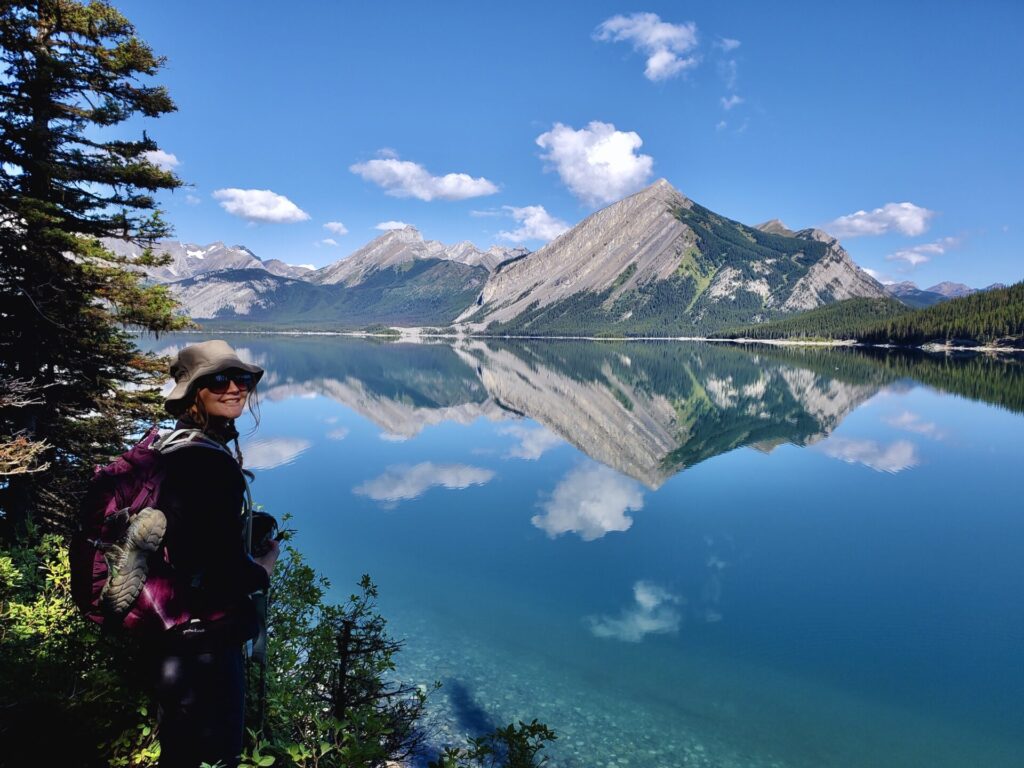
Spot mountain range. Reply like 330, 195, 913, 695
110, 229, 527, 329
119, 179, 995, 333
884, 280, 1008, 308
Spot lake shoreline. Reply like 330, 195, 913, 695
181, 327, 1024, 354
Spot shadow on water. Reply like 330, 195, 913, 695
408, 679, 501, 767
446, 678, 499, 736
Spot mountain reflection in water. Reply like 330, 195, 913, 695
154, 335, 1023, 488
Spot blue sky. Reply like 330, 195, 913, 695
119, 0, 1022, 287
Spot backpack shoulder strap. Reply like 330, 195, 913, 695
153, 428, 234, 458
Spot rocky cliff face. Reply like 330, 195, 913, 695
165, 270, 296, 317
309, 227, 443, 286
459, 179, 695, 324
460, 180, 888, 334
780, 229, 888, 312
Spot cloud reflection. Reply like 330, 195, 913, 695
242, 437, 312, 470
532, 465, 644, 541
587, 581, 683, 642
354, 462, 495, 506
885, 411, 944, 439
817, 437, 918, 473
499, 423, 564, 460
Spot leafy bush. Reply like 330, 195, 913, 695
246, 530, 433, 767
0, 530, 158, 767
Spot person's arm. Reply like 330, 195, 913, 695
180, 448, 272, 596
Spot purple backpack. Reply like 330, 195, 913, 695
70, 426, 235, 635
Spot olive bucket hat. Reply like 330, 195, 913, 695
164, 339, 264, 416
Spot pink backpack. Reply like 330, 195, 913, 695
70, 426, 236, 635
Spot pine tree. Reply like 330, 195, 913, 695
0, 0, 191, 536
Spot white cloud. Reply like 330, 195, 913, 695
354, 462, 495, 505
375, 220, 410, 231
184, 194, 201, 206
587, 581, 683, 642
716, 120, 728, 131
532, 464, 644, 541
498, 424, 564, 460
327, 427, 350, 441
824, 202, 936, 238
496, 206, 570, 244
350, 152, 499, 201
817, 437, 919, 473
378, 432, 408, 442
716, 37, 741, 52
885, 236, 959, 267
296, 264, 314, 270
317, 238, 339, 247
144, 149, 180, 170
594, 12, 699, 81
213, 188, 311, 223
720, 94, 743, 110
324, 221, 349, 235
885, 411, 943, 439
535, 121, 654, 206
242, 437, 312, 470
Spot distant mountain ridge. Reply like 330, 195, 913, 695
309, 226, 525, 286
883, 280, 1009, 308
103, 238, 298, 282
106, 228, 526, 325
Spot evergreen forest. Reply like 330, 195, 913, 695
716, 283, 1024, 347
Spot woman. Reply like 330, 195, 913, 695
151, 339, 279, 768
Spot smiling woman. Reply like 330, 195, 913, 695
151, 339, 280, 768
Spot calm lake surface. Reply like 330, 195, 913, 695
144, 334, 1024, 767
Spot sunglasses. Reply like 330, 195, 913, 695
199, 371, 256, 394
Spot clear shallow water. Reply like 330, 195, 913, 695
143, 335, 1024, 767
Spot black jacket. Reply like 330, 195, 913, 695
155, 420, 268, 643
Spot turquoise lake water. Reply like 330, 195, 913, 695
144, 334, 1024, 767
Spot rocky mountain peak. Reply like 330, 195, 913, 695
378, 225, 423, 243
634, 177, 692, 209
926, 281, 974, 298
755, 219, 795, 236
794, 227, 837, 244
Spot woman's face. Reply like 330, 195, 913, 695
196, 370, 251, 420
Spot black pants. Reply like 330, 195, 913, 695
150, 646, 246, 768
